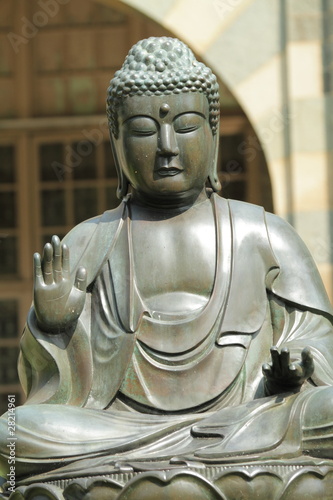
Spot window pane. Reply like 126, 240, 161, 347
41, 190, 66, 226
40, 143, 64, 181
0, 236, 17, 275
104, 141, 117, 178
0, 146, 15, 183
0, 300, 18, 338
0, 192, 16, 228
73, 188, 97, 224
0, 347, 19, 384
72, 141, 96, 180
106, 186, 118, 210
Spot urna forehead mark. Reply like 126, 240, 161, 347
159, 103, 171, 116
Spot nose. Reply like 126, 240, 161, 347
157, 124, 179, 157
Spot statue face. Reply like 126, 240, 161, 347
114, 92, 214, 204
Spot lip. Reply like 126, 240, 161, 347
156, 167, 183, 177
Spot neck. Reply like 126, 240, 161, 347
130, 188, 210, 213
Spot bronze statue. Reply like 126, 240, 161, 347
1, 37, 333, 499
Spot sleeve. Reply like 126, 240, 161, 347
264, 211, 333, 387
268, 292, 333, 387
17, 203, 130, 408
18, 298, 93, 406
265, 211, 333, 317
17, 217, 101, 406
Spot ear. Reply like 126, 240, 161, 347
207, 128, 221, 192
109, 131, 129, 199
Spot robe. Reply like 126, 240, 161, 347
1, 194, 333, 480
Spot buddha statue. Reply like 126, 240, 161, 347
1, 37, 333, 497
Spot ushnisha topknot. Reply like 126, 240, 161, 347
107, 37, 220, 138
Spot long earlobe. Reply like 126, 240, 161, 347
208, 132, 221, 192
109, 132, 129, 199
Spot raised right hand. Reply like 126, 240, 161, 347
33, 235, 87, 333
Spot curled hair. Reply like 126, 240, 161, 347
107, 37, 220, 138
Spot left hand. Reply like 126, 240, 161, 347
262, 346, 314, 395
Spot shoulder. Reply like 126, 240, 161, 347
264, 211, 321, 280
221, 197, 265, 220
61, 202, 126, 284
265, 213, 333, 315
265, 211, 306, 253
216, 196, 332, 314
216, 196, 268, 248
62, 214, 102, 250
219, 196, 307, 256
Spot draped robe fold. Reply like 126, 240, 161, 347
1, 194, 333, 479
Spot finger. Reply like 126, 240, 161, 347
301, 347, 314, 377
42, 243, 53, 286
270, 346, 280, 373
280, 347, 290, 377
74, 266, 87, 292
52, 235, 62, 282
288, 363, 298, 375
301, 347, 313, 366
286, 362, 301, 385
33, 252, 44, 286
62, 244, 70, 277
262, 363, 272, 377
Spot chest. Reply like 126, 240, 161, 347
131, 205, 216, 311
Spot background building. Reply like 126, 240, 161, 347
0, 0, 331, 413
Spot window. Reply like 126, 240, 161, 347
37, 137, 118, 251
0, 146, 18, 277
0, 300, 18, 339
0, 299, 21, 414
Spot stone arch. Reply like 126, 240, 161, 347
96, 0, 333, 296
97, 0, 282, 212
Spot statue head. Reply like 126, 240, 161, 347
107, 37, 221, 200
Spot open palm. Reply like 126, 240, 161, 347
34, 235, 87, 333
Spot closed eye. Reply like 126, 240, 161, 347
175, 125, 199, 134
126, 116, 158, 137
173, 112, 204, 134
131, 129, 157, 137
